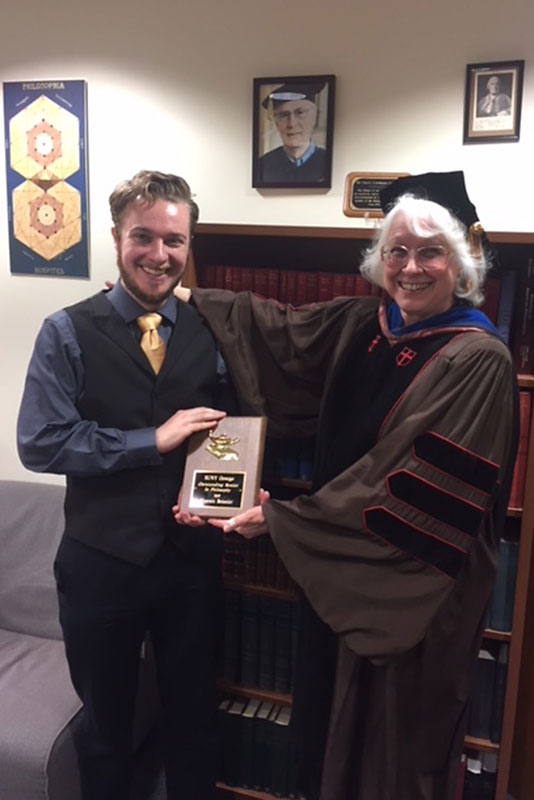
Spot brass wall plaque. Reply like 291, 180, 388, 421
343, 172, 409, 218
181, 416, 267, 518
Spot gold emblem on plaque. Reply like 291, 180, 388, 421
206, 431, 240, 461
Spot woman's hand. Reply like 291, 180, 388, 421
209, 489, 270, 538
174, 284, 192, 303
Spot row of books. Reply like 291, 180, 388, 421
508, 391, 532, 510
455, 753, 497, 800
218, 696, 299, 798
222, 533, 294, 590
508, 258, 534, 374
487, 536, 518, 633
264, 438, 314, 483
466, 641, 507, 743
201, 261, 534, 375
222, 591, 298, 693
200, 263, 380, 304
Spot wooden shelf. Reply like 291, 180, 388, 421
507, 507, 522, 517
483, 628, 512, 642
218, 680, 291, 706
263, 476, 312, 491
197, 222, 375, 240
197, 223, 534, 247
223, 580, 297, 602
217, 783, 287, 799
464, 735, 500, 753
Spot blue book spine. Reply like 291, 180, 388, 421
496, 270, 518, 345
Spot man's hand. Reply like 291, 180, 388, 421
208, 489, 270, 539
155, 407, 226, 454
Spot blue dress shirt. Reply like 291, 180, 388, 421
17, 283, 227, 477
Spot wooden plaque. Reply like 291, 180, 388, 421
181, 416, 267, 518
343, 172, 409, 218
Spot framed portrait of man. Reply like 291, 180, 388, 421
252, 74, 335, 189
463, 60, 524, 144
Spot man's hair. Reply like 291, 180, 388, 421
109, 170, 199, 233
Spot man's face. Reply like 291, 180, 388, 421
487, 76, 500, 95
112, 198, 191, 310
272, 99, 318, 153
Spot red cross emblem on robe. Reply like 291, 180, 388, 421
368, 335, 381, 353
396, 346, 417, 367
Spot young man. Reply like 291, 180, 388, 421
17, 170, 232, 800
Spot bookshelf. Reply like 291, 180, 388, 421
191, 223, 534, 800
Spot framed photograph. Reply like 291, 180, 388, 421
343, 172, 410, 218
252, 74, 335, 189
463, 60, 524, 144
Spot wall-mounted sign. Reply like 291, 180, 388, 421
3, 79, 89, 277
343, 172, 409, 218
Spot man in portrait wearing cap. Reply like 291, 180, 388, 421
258, 82, 328, 184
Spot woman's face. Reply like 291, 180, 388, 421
382, 216, 459, 326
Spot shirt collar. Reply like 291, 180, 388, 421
105, 281, 177, 325
288, 142, 316, 166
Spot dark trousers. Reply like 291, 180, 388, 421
54, 532, 223, 800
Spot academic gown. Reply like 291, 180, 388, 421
190, 288, 518, 800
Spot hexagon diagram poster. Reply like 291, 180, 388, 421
3, 80, 89, 277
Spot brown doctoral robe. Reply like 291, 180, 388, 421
190, 288, 518, 800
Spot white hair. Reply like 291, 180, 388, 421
359, 195, 489, 306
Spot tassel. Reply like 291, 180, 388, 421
468, 222, 484, 257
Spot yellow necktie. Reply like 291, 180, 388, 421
136, 313, 165, 374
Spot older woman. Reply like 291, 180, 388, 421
175, 172, 517, 800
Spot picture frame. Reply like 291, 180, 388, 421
343, 172, 410, 218
252, 74, 335, 189
463, 60, 524, 144
3, 79, 89, 277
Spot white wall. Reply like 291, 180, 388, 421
1, 0, 533, 480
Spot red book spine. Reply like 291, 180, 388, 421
344, 274, 356, 296
481, 277, 501, 323
240, 266, 254, 292
231, 267, 242, 293
318, 272, 334, 301
278, 271, 288, 303
512, 258, 534, 374
253, 268, 268, 297
202, 264, 217, 288
306, 272, 319, 303
332, 273, 345, 298
215, 264, 226, 289
295, 271, 308, 305
285, 270, 297, 305
223, 266, 234, 292
355, 274, 371, 296
369, 283, 382, 297
509, 391, 532, 509
267, 269, 280, 299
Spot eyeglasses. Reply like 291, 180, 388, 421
273, 107, 313, 123
381, 244, 449, 269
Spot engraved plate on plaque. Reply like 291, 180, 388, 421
181, 416, 267, 518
